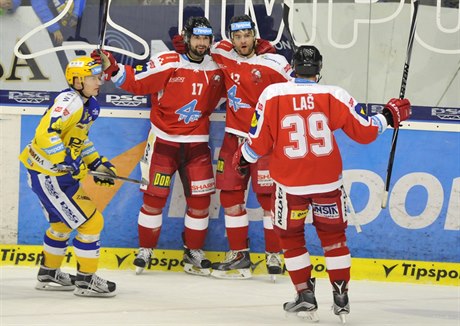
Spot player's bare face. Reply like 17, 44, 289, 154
81, 74, 103, 98
231, 30, 256, 57
188, 35, 211, 60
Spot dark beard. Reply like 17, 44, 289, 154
189, 47, 207, 58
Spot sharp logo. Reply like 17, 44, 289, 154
431, 108, 460, 121
106, 94, 147, 107
383, 264, 398, 277
8, 91, 50, 104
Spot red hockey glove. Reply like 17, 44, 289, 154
232, 143, 250, 177
172, 34, 187, 54
382, 98, 411, 128
255, 38, 276, 55
90, 49, 119, 80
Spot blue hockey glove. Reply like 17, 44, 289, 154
62, 148, 87, 180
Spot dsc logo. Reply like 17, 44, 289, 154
106, 94, 147, 107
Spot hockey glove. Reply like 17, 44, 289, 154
172, 34, 187, 54
90, 49, 119, 80
382, 98, 411, 128
255, 38, 276, 55
88, 156, 117, 187
232, 143, 250, 178
62, 148, 88, 180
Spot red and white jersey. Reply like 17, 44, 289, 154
211, 40, 292, 137
242, 78, 388, 195
112, 51, 225, 143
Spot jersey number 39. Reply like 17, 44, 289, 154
282, 113, 333, 158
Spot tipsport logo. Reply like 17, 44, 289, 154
106, 94, 147, 107
115, 252, 184, 271
0, 248, 73, 266
8, 91, 50, 104
382, 262, 460, 282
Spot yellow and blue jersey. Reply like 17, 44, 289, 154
19, 89, 102, 175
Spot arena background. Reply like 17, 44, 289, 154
0, 0, 458, 285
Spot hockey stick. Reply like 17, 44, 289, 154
381, 0, 419, 209
88, 170, 148, 185
98, 0, 110, 50
282, 2, 297, 51
55, 164, 148, 185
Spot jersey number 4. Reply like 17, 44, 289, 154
282, 113, 333, 158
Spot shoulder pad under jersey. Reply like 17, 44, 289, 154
154, 51, 181, 65
200, 54, 220, 68
259, 53, 289, 65
259, 53, 293, 76
51, 90, 83, 121
214, 40, 233, 52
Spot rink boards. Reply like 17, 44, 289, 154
0, 244, 458, 286
7, 109, 459, 264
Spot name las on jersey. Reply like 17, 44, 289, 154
243, 78, 388, 195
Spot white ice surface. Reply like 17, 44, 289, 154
0, 266, 459, 326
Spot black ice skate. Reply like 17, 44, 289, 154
183, 247, 211, 276
35, 266, 76, 291
133, 247, 153, 275
332, 280, 350, 324
211, 249, 252, 279
265, 252, 283, 282
283, 278, 319, 322
74, 272, 116, 297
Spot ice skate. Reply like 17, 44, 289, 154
133, 248, 153, 275
284, 278, 319, 322
73, 272, 116, 297
332, 280, 350, 324
211, 249, 252, 279
266, 252, 283, 282
35, 266, 76, 291
183, 247, 211, 276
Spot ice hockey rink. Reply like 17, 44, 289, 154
1, 266, 458, 326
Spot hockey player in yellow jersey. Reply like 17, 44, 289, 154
19, 56, 118, 297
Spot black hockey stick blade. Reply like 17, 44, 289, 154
89, 170, 148, 185
382, 0, 419, 209
98, 0, 110, 50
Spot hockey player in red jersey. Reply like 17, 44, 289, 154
92, 17, 226, 276
233, 46, 411, 322
209, 15, 292, 280
172, 15, 291, 279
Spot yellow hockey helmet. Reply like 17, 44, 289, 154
65, 56, 102, 86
